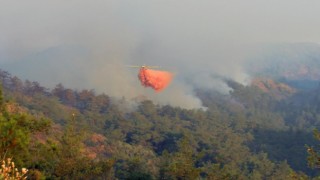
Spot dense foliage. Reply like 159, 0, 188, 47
1, 69, 320, 179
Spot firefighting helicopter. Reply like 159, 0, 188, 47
127, 65, 161, 70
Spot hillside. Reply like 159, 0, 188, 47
251, 78, 296, 99
1, 68, 320, 179
247, 43, 320, 90
3, 0, 320, 179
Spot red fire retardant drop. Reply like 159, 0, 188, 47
138, 68, 173, 92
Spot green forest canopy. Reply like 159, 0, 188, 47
0, 69, 320, 179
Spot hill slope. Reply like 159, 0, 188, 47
1, 68, 320, 178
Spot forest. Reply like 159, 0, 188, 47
1, 68, 320, 179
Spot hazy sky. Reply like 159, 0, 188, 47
1, 0, 320, 108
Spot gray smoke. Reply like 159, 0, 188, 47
1, 0, 320, 109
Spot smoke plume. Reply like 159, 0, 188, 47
1, 1, 320, 109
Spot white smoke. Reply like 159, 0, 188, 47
1, 0, 320, 109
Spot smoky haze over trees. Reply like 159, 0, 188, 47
1, 1, 320, 108
1, 68, 320, 178
2, 0, 320, 179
